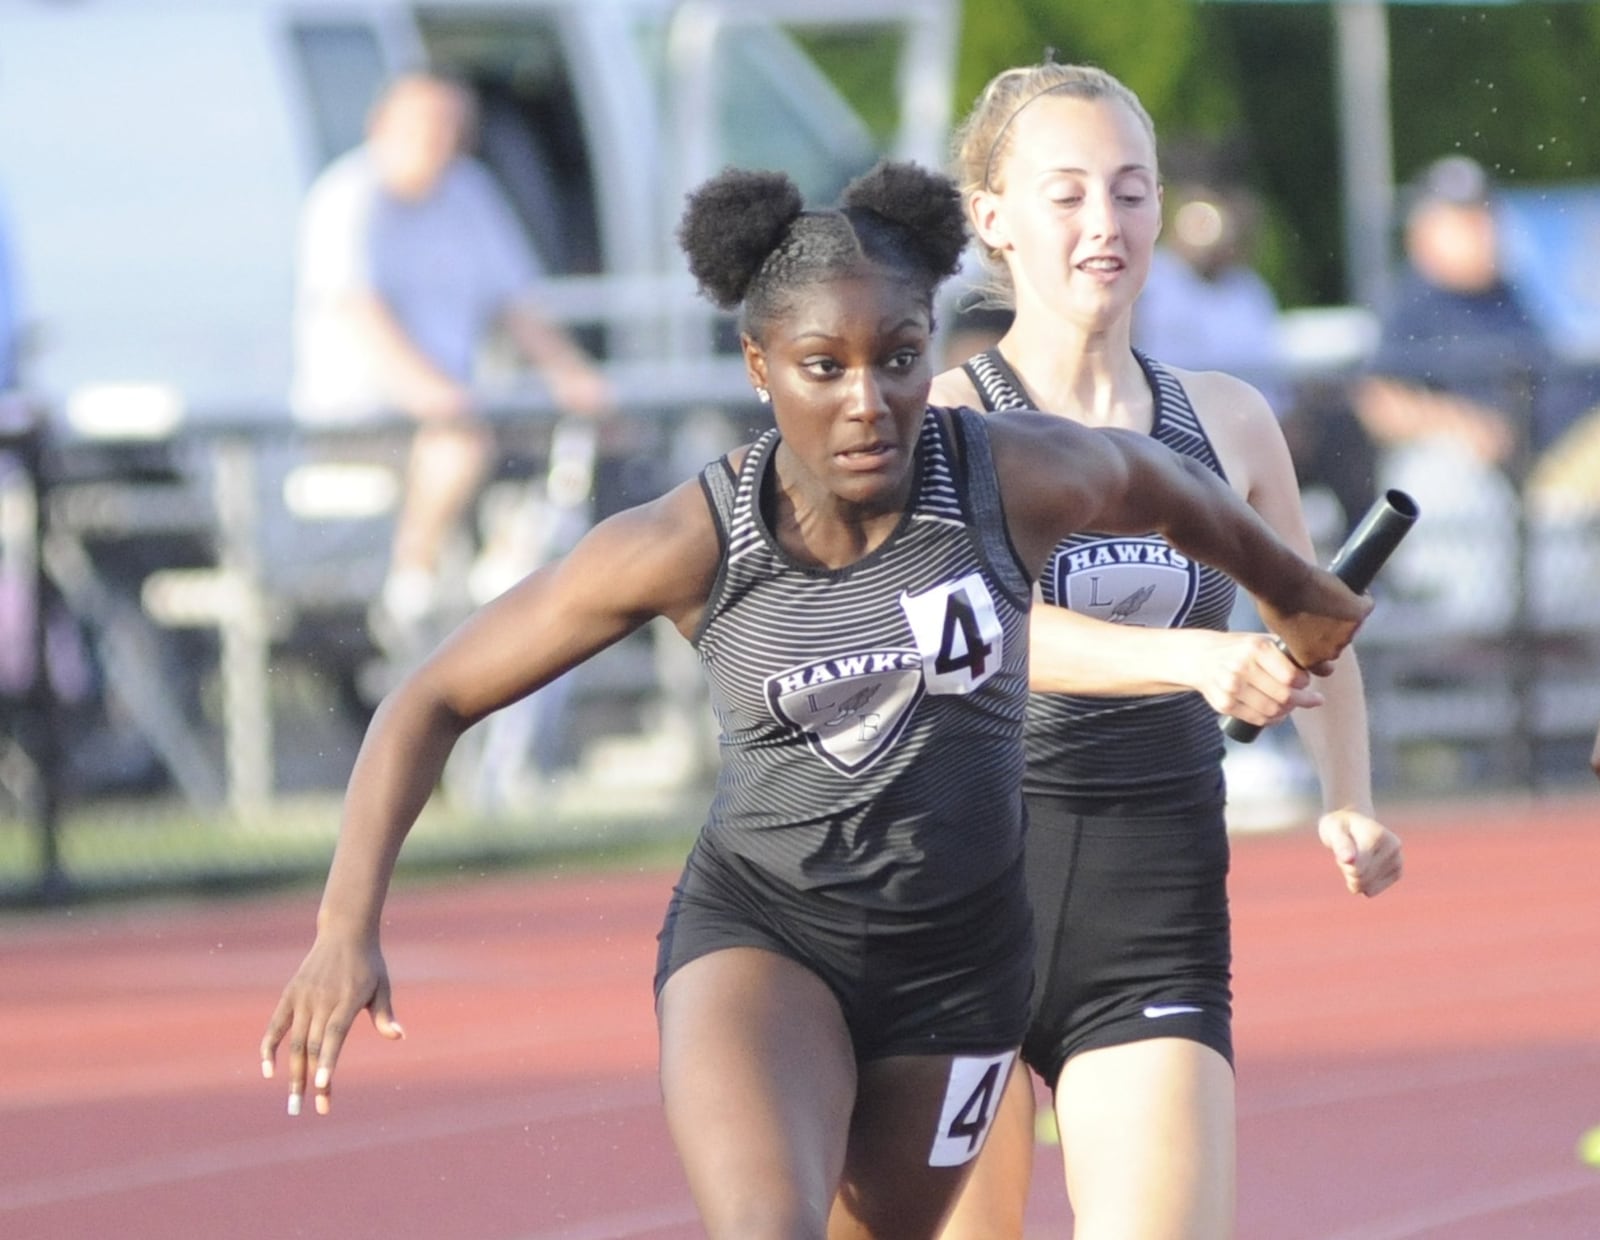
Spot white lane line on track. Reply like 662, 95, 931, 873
0, 1079, 659, 1213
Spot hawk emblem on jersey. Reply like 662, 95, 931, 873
1056, 537, 1198, 628
766, 650, 926, 776
1106, 583, 1157, 623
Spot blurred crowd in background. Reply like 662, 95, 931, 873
1, 0, 1598, 842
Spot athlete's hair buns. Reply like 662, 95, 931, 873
677, 168, 805, 310
841, 160, 968, 285
677, 160, 967, 339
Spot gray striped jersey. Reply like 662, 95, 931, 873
963, 349, 1237, 810
691, 407, 1033, 911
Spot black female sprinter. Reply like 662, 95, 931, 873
260, 160, 1370, 1240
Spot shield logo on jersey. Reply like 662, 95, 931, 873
1056, 537, 1198, 628
766, 650, 925, 777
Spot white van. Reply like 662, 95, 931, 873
0, 0, 958, 417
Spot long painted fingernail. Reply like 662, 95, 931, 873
315, 1094, 330, 1116
261, 1060, 273, 1080
314, 1067, 330, 1089
287, 1093, 302, 1117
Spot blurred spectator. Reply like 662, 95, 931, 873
290, 71, 611, 651
1527, 401, 1600, 511
1134, 180, 1287, 409
1131, 180, 1378, 547
1356, 156, 1549, 468
1352, 155, 1555, 630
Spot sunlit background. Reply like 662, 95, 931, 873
0, 6, 1598, 1234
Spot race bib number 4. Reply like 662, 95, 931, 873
928, 1050, 1017, 1167
899, 573, 1004, 696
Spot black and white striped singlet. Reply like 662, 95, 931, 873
692, 407, 1033, 911
963, 348, 1238, 810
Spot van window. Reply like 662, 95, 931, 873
415, 9, 601, 278
290, 22, 389, 170
704, 24, 878, 205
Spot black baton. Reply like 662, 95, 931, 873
1223, 489, 1420, 743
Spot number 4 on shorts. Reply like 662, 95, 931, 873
928, 1050, 1017, 1167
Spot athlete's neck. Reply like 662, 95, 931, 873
994, 319, 1151, 432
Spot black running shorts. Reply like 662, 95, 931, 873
1020, 795, 1234, 1085
656, 830, 1033, 1062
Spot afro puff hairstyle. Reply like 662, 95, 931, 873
677, 160, 968, 339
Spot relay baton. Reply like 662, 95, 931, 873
1223, 489, 1420, 744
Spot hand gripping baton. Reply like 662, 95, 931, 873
1223, 489, 1420, 743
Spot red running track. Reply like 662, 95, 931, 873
2, 793, 1597, 1239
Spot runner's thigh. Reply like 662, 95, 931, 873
658, 945, 857, 1240
830, 1048, 1017, 1240
1056, 1037, 1235, 1240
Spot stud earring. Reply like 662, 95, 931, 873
755, 387, 771, 405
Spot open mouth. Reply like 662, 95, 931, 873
835, 442, 896, 468
1077, 255, 1125, 275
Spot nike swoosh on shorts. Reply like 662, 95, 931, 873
1142, 1004, 1204, 1018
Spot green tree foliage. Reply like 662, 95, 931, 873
1386, 4, 1600, 182
955, 0, 1238, 137
958, 0, 1600, 306
794, 28, 907, 145
1207, 4, 1342, 305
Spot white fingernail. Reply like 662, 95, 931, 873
261, 1060, 273, 1080
287, 1093, 302, 1117
314, 1067, 329, 1089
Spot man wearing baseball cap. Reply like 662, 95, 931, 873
1351, 154, 1554, 629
